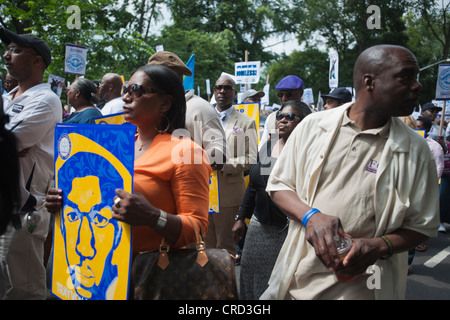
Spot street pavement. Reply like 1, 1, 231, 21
406, 223, 450, 300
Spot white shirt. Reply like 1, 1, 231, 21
3, 83, 62, 211
426, 136, 444, 179
101, 97, 125, 115
215, 105, 234, 129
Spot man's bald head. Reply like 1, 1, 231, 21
216, 74, 236, 88
352, 44, 422, 118
214, 75, 237, 110
98, 73, 123, 101
353, 45, 417, 94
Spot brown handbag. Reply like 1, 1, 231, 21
132, 217, 238, 300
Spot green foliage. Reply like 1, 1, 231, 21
0, 0, 448, 105
149, 25, 236, 99
0, 0, 155, 85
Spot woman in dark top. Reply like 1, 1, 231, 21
63, 78, 102, 124
233, 100, 311, 300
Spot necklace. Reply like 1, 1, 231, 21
137, 136, 153, 151
138, 138, 146, 151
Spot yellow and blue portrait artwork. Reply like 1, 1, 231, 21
209, 170, 220, 214
51, 123, 135, 300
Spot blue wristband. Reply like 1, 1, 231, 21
302, 208, 320, 227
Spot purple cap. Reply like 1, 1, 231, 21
275, 75, 304, 91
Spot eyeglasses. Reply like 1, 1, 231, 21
214, 85, 234, 92
276, 111, 299, 122
3, 46, 37, 56
122, 84, 164, 98
277, 91, 294, 98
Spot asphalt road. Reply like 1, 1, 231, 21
406, 223, 450, 300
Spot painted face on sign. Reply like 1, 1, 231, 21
63, 176, 118, 299
58, 152, 124, 300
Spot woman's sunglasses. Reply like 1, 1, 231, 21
122, 84, 164, 98
276, 111, 299, 122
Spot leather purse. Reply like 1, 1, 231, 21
132, 217, 238, 300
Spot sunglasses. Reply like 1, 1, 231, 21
122, 84, 164, 98
276, 111, 299, 122
214, 85, 234, 92
277, 91, 294, 98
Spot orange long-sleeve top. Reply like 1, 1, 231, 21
131, 132, 211, 259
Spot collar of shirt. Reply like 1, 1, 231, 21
342, 108, 390, 138
3, 83, 49, 104
215, 106, 234, 127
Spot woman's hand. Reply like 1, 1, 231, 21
45, 188, 63, 214
232, 219, 246, 243
111, 189, 159, 227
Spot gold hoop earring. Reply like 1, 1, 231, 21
155, 114, 170, 133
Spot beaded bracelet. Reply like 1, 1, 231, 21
302, 208, 320, 227
380, 235, 394, 259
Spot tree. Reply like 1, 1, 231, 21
411, 0, 450, 60
406, 0, 450, 104
150, 25, 236, 100
0, 0, 156, 85
166, 0, 290, 63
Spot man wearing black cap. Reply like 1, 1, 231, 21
321, 87, 352, 110
420, 102, 447, 153
0, 27, 62, 299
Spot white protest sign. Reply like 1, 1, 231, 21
235, 61, 261, 84
65, 44, 87, 76
436, 64, 450, 100
302, 88, 314, 104
329, 51, 339, 89
206, 79, 211, 95
261, 83, 270, 106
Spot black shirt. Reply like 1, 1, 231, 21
237, 140, 288, 228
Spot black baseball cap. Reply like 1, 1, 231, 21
0, 27, 51, 68
321, 87, 352, 103
421, 102, 442, 112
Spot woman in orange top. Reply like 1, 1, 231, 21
46, 65, 211, 259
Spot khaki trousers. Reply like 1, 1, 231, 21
204, 206, 238, 256
0, 208, 50, 300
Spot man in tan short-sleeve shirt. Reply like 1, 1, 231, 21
261, 45, 440, 300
